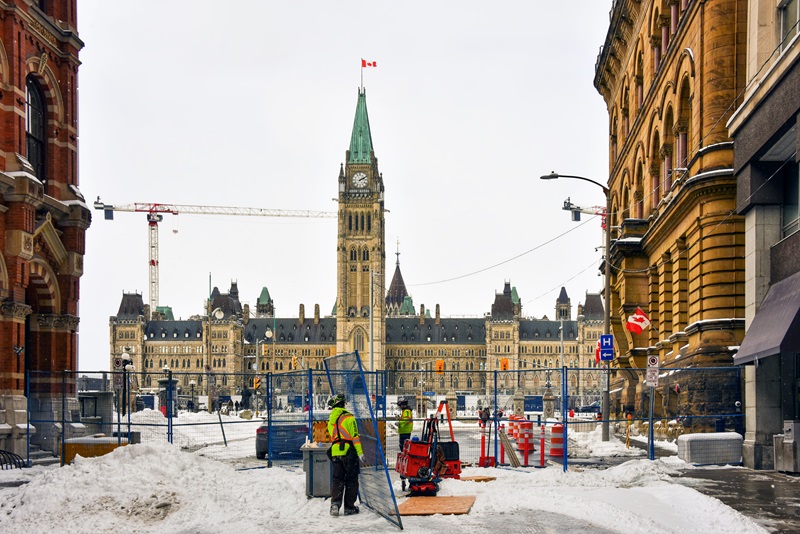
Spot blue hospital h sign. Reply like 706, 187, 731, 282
599, 334, 615, 361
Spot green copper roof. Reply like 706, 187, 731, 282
511, 286, 520, 304
155, 306, 175, 320
348, 88, 373, 164
258, 287, 271, 305
399, 295, 416, 315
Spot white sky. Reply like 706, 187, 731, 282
76, 1, 613, 371
0, 413, 768, 533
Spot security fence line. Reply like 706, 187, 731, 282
22, 366, 743, 470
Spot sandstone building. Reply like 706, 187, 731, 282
109, 90, 605, 405
594, 1, 747, 419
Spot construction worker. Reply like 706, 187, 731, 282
397, 399, 413, 491
327, 393, 365, 517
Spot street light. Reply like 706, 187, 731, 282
121, 352, 132, 416
189, 380, 196, 412
540, 171, 612, 441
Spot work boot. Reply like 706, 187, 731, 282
401, 479, 406, 491
330, 503, 340, 516
344, 506, 359, 515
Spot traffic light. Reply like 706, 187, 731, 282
261, 344, 268, 357
254, 377, 261, 390
436, 360, 444, 374
500, 358, 509, 371
292, 355, 297, 369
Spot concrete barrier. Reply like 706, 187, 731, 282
677, 432, 743, 465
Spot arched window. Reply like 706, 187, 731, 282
26, 77, 46, 181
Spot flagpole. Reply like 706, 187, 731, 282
360, 62, 363, 91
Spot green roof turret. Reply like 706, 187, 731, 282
348, 88, 373, 164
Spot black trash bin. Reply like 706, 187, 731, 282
715, 418, 725, 432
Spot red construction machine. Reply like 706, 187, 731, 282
395, 400, 461, 496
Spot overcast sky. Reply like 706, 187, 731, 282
77, 1, 612, 371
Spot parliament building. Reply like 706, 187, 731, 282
109, 89, 605, 401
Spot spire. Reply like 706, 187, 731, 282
348, 88, 373, 164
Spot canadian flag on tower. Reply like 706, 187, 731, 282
595, 338, 601, 364
626, 307, 651, 334
361, 59, 377, 67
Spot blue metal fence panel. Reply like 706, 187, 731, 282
324, 351, 402, 530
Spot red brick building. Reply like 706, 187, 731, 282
0, 1, 90, 455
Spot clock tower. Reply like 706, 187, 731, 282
336, 88, 386, 369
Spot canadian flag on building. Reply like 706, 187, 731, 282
626, 307, 651, 334
595, 338, 601, 364
361, 59, 377, 67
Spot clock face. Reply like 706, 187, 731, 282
352, 172, 368, 188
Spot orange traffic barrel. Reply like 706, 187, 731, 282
549, 423, 564, 457
518, 420, 534, 451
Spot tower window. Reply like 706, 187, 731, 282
26, 77, 46, 182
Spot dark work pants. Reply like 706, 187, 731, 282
331, 449, 360, 509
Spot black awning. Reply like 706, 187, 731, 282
735, 270, 800, 364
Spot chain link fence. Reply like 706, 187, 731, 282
23, 366, 743, 469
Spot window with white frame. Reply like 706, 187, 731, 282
783, 160, 799, 238
781, 0, 799, 49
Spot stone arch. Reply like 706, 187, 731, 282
0, 38, 9, 85
24, 58, 65, 124
27, 259, 61, 314
0, 253, 9, 299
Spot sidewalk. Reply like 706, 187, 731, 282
672, 467, 800, 533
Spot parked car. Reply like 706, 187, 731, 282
577, 401, 601, 413
255, 420, 309, 460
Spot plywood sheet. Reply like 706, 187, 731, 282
460, 476, 496, 483
398, 496, 476, 516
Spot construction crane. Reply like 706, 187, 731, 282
562, 197, 607, 230
94, 197, 336, 311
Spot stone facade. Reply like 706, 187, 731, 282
0, 0, 91, 455
728, 0, 800, 469
108, 88, 606, 406
594, 1, 747, 421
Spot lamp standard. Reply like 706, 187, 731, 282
189, 380, 196, 412
121, 352, 132, 417
540, 171, 612, 441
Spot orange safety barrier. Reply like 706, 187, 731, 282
549, 423, 564, 458
518, 421, 534, 452
518, 420, 534, 467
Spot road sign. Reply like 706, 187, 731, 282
254, 377, 261, 390
647, 355, 659, 368
113, 357, 122, 369
599, 334, 615, 361
646, 367, 659, 387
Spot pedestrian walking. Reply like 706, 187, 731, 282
234, 400, 240, 414
397, 399, 413, 491
327, 393, 365, 517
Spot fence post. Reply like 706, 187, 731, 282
648, 384, 655, 460
167, 370, 173, 444
267, 372, 273, 468
25, 370, 31, 467
493, 370, 499, 463
61, 371, 66, 466
561, 366, 568, 472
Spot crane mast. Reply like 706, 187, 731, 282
94, 197, 336, 311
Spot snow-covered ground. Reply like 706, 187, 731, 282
0, 412, 766, 534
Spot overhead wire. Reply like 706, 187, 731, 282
408, 12, 800, 300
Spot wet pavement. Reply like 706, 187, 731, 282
672, 468, 800, 533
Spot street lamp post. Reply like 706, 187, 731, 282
189, 380, 196, 412
121, 352, 132, 417
540, 171, 612, 441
